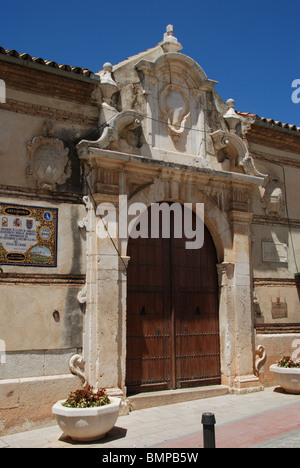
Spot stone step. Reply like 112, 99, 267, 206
128, 385, 229, 411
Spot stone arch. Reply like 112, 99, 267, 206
126, 178, 232, 263
141, 52, 211, 90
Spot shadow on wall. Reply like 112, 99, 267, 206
60, 205, 85, 349
295, 274, 300, 302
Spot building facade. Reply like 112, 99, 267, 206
1, 27, 300, 434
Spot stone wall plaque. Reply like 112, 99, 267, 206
0, 203, 58, 267
262, 241, 288, 264
271, 300, 288, 319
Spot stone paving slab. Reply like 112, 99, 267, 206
1, 387, 300, 449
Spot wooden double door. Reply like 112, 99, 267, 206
126, 207, 221, 393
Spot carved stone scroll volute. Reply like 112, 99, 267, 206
255, 345, 266, 376
69, 354, 87, 387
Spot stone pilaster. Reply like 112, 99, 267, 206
217, 262, 235, 388
78, 196, 99, 388
229, 210, 263, 393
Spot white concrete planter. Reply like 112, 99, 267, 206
269, 365, 300, 394
52, 397, 122, 442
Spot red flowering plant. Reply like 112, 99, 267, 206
277, 356, 300, 368
62, 386, 110, 408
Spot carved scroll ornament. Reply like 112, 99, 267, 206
211, 130, 267, 180
77, 110, 143, 156
255, 345, 266, 376
69, 354, 87, 387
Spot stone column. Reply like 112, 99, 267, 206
229, 210, 263, 393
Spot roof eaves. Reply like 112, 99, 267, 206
237, 111, 300, 135
0, 46, 100, 83
255, 116, 300, 134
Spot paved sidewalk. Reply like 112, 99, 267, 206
1, 387, 300, 449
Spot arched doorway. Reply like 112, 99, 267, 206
126, 205, 221, 393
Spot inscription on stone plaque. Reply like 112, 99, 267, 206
0, 203, 58, 267
262, 241, 288, 264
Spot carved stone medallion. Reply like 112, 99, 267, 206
159, 84, 190, 136
27, 136, 70, 190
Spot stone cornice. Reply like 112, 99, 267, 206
0, 184, 83, 204
0, 273, 86, 285
79, 147, 266, 189
252, 214, 300, 229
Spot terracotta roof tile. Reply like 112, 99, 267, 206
238, 111, 300, 134
257, 116, 300, 133
0, 46, 94, 78
1, 45, 299, 133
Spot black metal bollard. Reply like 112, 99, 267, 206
201, 412, 216, 448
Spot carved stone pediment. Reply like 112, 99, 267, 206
27, 136, 70, 190
135, 51, 217, 160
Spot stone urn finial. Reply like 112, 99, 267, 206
99, 62, 119, 108
224, 98, 241, 133
161, 24, 183, 53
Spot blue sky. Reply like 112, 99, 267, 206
1, 0, 300, 126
